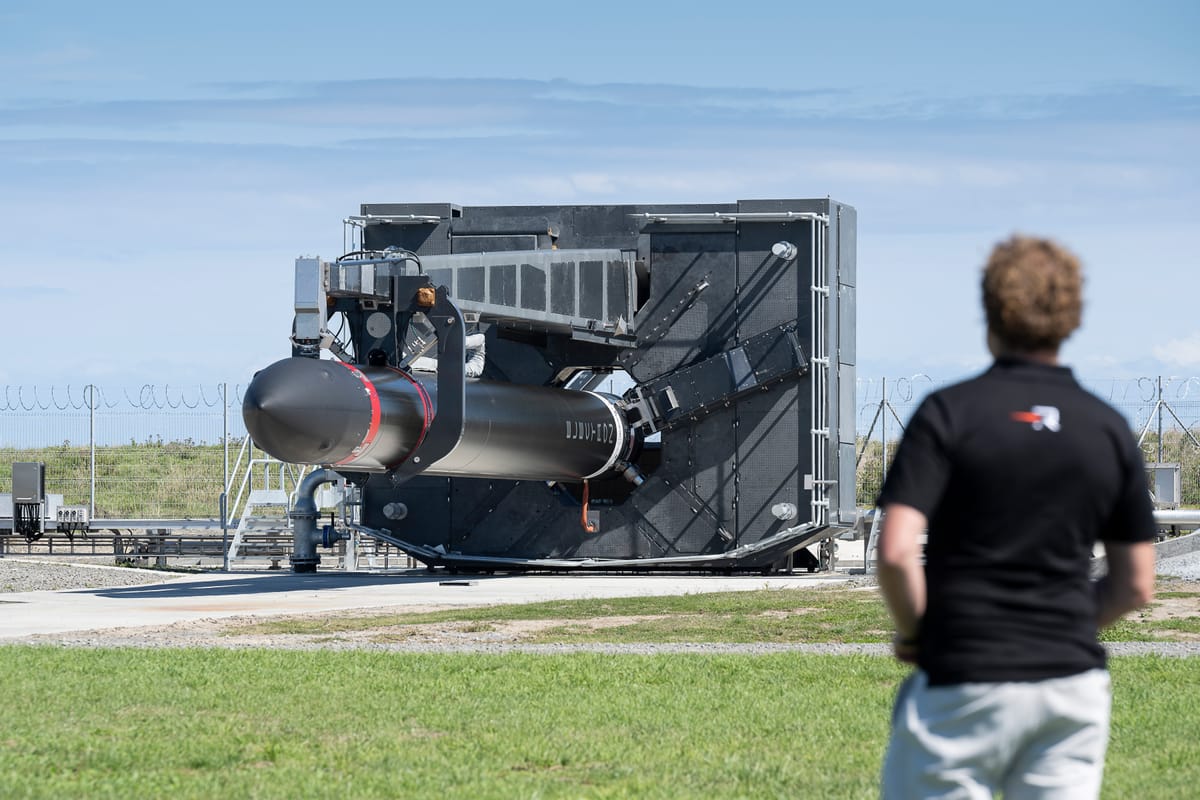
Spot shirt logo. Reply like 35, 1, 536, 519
1011, 405, 1061, 432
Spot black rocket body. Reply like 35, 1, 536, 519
243, 357, 633, 482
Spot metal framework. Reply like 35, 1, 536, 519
245, 199, 860, 573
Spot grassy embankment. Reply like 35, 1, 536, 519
3, 428, 1198, 519
0, 442, 262, 519
858, 428, 1200, 505
2, 584, 1199, 798
224, 583, 1200, 644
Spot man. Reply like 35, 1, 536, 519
411, 332, 488, 377
876, 235, 1156, 798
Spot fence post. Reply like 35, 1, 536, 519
88, 384, 96, 517
222, 381, 230, 571
220, 491, 229, 572
1157, 376, 1164, 463
880, 377, 888, 487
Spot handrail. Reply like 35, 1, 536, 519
227, 440, 258, 527
225, 435, 310, 529
225, 434, 255, 517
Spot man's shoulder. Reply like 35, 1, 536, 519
1040, 376, 1130, 430
1068, 385, 1127, 419
937, 367, 1133, 438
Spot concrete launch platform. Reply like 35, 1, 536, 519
0, 567, 854, 640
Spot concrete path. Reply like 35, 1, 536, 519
0, 568, 853, 639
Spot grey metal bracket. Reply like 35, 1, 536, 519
618, 277, 710, 372
664, 478, 733, 543
622, 323, 808, 435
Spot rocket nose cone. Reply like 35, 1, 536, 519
243, 358, 372, 464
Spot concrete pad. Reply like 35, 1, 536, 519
0, 569, 853, 639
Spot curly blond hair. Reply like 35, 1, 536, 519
982, 235, 1083, 352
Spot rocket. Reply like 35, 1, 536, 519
242, 357, 638, 482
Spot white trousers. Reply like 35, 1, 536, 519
882, 668, 1111, 799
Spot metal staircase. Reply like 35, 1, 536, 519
225, 437, 309, 568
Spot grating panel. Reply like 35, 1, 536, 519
837, 204, 857, 286
627, 302, 708, 382
361, 476, 452, 548
458, 267, 485, 302
455, 481, 562, 556
344, 200, 854, 565
428, 268, 453, 296
550, 261, 576, 315
630, 476, 721, 556
606, 259, 628, 323
625, 232, 736, 382
489, 263, 517, 307
453, 234, 538, 253
735, 379, 807, 542
580, 260, 605, 320
521, 263, 547, 311
736, 221, 811, 340
572, 506, 658, 559
689, 410, 737, 540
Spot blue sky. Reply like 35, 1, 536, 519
1, 0, 1197, 390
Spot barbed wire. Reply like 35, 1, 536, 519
3, 377, 1196, 410
1167, 377, 1200, 401
1082, 376, 1200, 405
2, 375, 1197, 436
0, 383, 247, 412
856, 375, 1200, 439
855, 374, 936, 404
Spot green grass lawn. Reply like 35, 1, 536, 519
1, 579, 1198, 799
1, 649, 1195, 799
227, 586, 896, 644
227, 583, 1200, 645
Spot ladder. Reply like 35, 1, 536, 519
225, 439, 308, 567
227, 484, 291, 565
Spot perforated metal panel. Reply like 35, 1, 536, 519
343, 200, 856, 568
422, 249, 635, 335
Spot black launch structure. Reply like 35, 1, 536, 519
244, 200, 857, 572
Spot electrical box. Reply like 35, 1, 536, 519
56, 505, 90, 533
293, 257, 328, 346
12, 462, 45, 504
1147, 462, 1181, 509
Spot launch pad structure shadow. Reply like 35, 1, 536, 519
72, 571, 464, 600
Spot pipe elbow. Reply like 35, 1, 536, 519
293, 468, 341, 515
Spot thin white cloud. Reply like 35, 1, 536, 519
0, 76, 1197, 386
568, 172, 619, 194
2, 79, 1196, 137
0, 283, 72, 298
1154, 333, 1200, 368
811, 159, 942, 186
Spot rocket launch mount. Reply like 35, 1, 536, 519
243, 200, 858, 573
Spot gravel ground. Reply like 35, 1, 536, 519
0, 558, 187, 594
2, 555, 1199, 655
13, 626, 1200, 658
1157, 550, 1200, 581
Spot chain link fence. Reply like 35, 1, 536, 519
2, 376, 1198, 521
856, 375, 1200, 507
0, 385, 246, 519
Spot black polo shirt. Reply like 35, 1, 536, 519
878, 358, 1156, 685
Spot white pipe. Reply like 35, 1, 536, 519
810, 222, 818, 525
1155, 510, 1200, 526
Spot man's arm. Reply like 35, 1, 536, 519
877, 503, 927, 662
464, 333, 487, 378
1095, 541, 1155, 629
